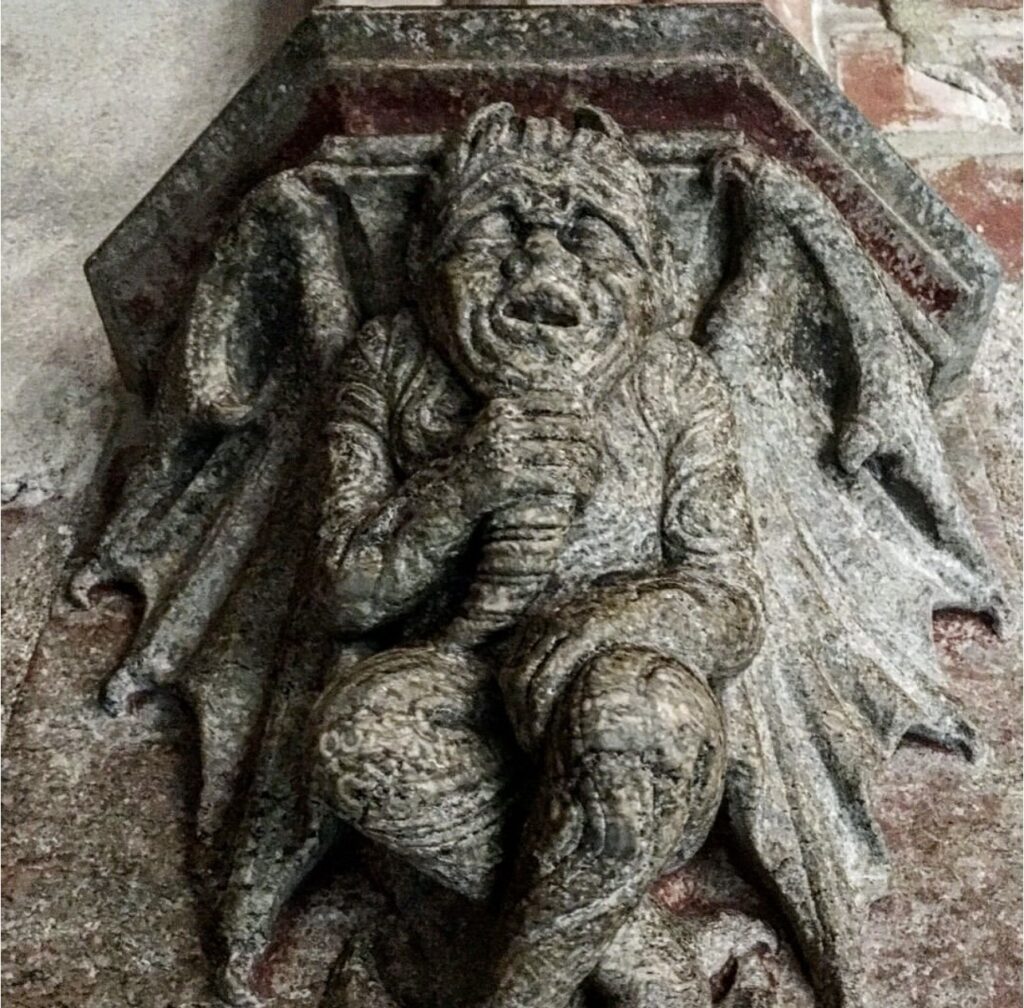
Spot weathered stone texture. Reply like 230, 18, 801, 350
2, 2, 1020, 1007
819, 0, 1024, 856
1, 0, 315, 735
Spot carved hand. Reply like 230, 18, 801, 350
454, 394, 600, 521
441, 393, 601, 647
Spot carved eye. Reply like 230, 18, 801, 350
562, 212, 630, 257
459, 210, 515, 248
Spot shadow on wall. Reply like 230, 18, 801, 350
257, 0, 318, 58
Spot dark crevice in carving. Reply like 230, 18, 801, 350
867, 455, 945, 546
710, 955, 739, 1002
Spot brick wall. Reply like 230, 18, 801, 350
821, 0, 1022, 280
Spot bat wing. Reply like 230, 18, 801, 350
692, 151, 1002, 1006
75, 161, 369, 999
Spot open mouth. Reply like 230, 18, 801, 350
499, 289, 585, 330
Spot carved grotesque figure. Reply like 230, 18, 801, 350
78, 100, 1001, 1008
310, 104, 762, 1006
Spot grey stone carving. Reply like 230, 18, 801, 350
74, 101, 1003, 1008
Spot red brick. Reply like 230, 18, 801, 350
926, 158, 1023, 278
764, 0, 817, 59
993, 55, 1023, 105
835, 37, 936, 129
835, 33, 1012, 132
945, 0, 1019, 11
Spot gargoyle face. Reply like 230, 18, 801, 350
422, 105, 658, 399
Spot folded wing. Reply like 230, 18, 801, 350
692, 152, 1000, 1007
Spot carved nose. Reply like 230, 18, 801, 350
502, 286, 582, 328
502, 230, 573, 283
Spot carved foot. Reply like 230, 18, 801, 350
591, 898, 705, 1007
322, 934, 401, 1008
590, 898, 779, 1008
215, 952, 265, 1008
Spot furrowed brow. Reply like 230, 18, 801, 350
434, 191, 515, 258
576, 194, 651, 267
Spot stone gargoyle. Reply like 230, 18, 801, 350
71, 103, 1004, 1008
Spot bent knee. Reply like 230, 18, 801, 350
313, 646, 488, 810
311, 647, 513, 857
567, 646, 725, 779
547, 647, 726, 869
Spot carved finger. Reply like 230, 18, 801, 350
486, 410, 591, 451
99, 664, 148, 718
836, 415, 883, 474
67, 560, 104, 609
513, 439, 587, 468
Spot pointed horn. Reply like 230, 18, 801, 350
573, 105, 628, 144
455, 102, 518, 171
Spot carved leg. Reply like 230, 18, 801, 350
312, 644, 517, 902
488, 646, 726, 1008
325, 933, 402, 1008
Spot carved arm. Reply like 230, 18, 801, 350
499, 347, 763, 751
319, 448, 480, 636
659, 345, 764, 680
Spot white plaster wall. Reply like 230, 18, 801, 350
1, 0, 310, 506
